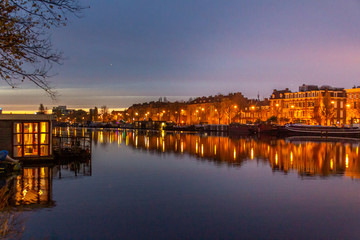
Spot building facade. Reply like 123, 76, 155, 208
345, 87, 360, 124
270, 85, 347, 125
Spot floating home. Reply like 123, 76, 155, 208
0, 114, 54, 160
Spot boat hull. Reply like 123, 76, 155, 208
285, 125, 360, 137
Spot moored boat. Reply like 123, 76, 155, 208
229, 123, 255, 134
284, 124, 360, 137
255, 123, 287, 136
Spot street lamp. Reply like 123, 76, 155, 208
250, 106, 255, 123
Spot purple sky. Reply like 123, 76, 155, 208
1, 0, 360, 112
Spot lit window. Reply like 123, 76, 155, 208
13, 122, 50, 157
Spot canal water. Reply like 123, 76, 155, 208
2, 129, 360, 239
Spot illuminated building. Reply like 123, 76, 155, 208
345, 87, 360, 124
270, 85, 347, 125
0, 114, 53, 160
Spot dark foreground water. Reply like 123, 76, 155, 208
2, 129, 360, 239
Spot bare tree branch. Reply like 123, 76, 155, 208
0, 0, 86, 98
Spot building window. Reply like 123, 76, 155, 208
13, 122, 50, 157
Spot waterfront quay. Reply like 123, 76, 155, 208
52, 84, 360, 129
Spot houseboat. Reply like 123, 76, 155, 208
0, 114, 54, 161
284, 124, 360, 137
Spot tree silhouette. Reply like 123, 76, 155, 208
0, 0, 84, 98
313, 90, 335, 125
38, 103, 45, 114
212, 101, 224, 124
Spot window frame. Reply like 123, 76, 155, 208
13, 121, 51, 157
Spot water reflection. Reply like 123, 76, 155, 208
91, 129, 360, 178
15, 167, 54, 207
0, 155, 92, 239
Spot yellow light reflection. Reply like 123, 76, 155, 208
346, 154, 349, 168
330, 159, 334, 170
181, 141, 184, 153
214, 145, 217, 155
201, 144, 204, 157
100, 132, 103, 143
250, 148, 254, 160
234, 148, 236, 160
275, 152, 278, 165
290, 151, 293, 165
196, 141, 198, 154
118, 135, 121, 146
162, 141, 165, 152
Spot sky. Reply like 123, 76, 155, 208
1, 0, 360, 112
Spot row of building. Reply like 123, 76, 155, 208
123, 84, 360, 126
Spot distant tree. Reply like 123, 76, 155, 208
321, 91, 335, 125
93, 107, 99, 121
169, 103, 183, 123
312, 91, 335, 125
38, 103, 45, 114
267, 116, 277, 123
0, 0, 85, 98
68, 109, 87, 123
313, 100, 323, 125
222, 99, 239, 124
101, 106, 110, 122
213, 101, 224, 124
